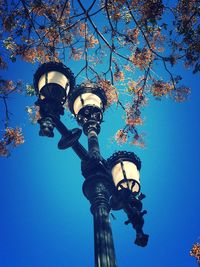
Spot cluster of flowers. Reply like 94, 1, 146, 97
75, 23, 99, 48
114, 70, 125, 82
176, 0, 197, 28
0, 55, 7, 69
130, 48, 153, 70
78, 23, 87, 37
151, 80, 191, 102
126, 28, 140, 44
3, 37, 17, 52
70, 48, 83, 61
0, 79, 14, 94
125, 103, 144, 127
98, 79, 118, 108
115, 129, 128, 144
151, 80, 174, 98
127, 79, 148, 102
0, 127, 24, 157
3, 36, 59, 64
171, 86, 191, 102
115, 129, 145, 148
0, 79, 23, 95
147, 27, 165, 52
113, 61, 125, 82
130, 133, 145, 148
190, 242, 200, 265
86, 35, 99, 48
26, 84, 35, 97
104, 0, 123, 21
32, 0, 70, 20
2, 12, 16, 32
114, 75, 148, 147
44, 27, 60, 47
20, 45, 59, 64
139, 0, 164, 23
26, 105, 41, 124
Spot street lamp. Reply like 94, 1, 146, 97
33, 61, 82, 149
33, 62, 149, 267
69, 82, 107, 160
107, 151, 141, 194
107, 151, 149, 247
33, 61, 75, 102
68, 82, 107, 134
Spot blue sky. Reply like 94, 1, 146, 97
0, 1, 200, 265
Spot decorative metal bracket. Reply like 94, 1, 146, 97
122, 189, 149, 247
77, 105, 103, 135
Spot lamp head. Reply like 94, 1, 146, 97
107, 151, 141, 195
33, 61, 75, 105
68, 82, 107, 135
33, 62, 82, 145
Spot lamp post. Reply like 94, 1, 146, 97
33, 62, 149, 267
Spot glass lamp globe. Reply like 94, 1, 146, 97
33, 61, 75, 105
107, 151, 141, 194
68, 82, 107, 117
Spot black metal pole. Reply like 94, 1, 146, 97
83, 178, 117, 267
92, 193, 117, 267
88, 129, 101, 159
71, 142, 89, 161
81, 122, 117, 267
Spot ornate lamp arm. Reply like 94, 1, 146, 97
52, 116, 89, 161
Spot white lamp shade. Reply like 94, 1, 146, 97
111, 161, 140, 193
38, 71, 70, 95
73, 93, 102, 115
